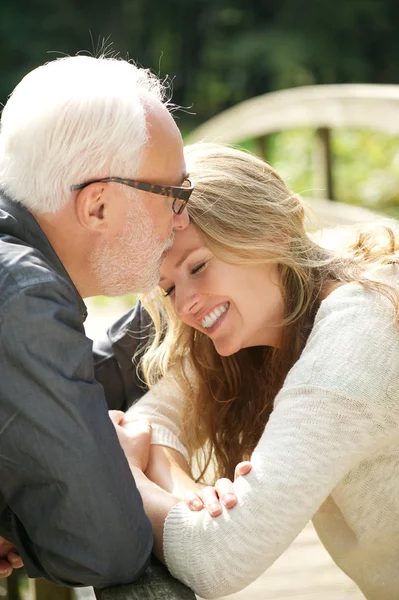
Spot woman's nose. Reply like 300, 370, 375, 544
175, 288, 200, 317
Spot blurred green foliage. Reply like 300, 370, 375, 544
2, 0, 399, 122
245, 129, 399, 218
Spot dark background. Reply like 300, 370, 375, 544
2, 0, 399, 123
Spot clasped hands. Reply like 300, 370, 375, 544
109, 410, 252, 517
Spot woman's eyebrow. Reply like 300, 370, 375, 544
174, 247, 203, 269
158, 252, 194, 285
159, 246, 206, 283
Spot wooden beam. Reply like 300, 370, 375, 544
315, 127, 334, 201
95, 556, 195, 600
5, 571, 20, 600
186, 84, 399, 145
255, 135, 268, 161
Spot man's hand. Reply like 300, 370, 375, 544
184, 461, 253, 517
109, 411, 152, 472
0, 537, 23, 578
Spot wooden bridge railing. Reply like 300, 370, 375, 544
3, 557, 196, 600
185, 83, 399, 201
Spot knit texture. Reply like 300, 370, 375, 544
132, 270, 399, 600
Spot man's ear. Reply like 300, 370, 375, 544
74, 183, 109, 232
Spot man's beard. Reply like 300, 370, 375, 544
90, 202, 173, 296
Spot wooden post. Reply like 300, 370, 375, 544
255, 134, 268, 161
95, 556, 196, 600
29, 579, 73, 600
315, 127, 335, 201
5, 571, 20, 600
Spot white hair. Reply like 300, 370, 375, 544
0, 56, 166, 213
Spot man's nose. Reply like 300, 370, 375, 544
172, 207, 189, 231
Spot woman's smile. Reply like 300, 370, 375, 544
199, 302, 230, 329
159, 224, 284, 355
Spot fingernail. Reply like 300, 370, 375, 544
208, 503, 221, 515
10, 552, 20, 558
190, 499, 203, 510
222, 494, 235, 506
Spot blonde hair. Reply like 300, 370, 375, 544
141, 143, 399, 481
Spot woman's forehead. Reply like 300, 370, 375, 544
161, 224, 207, 276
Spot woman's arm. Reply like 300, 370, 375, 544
126, 379, 202, 499
145, 289, 399, 599
126, 378, 191, 462
146, 445, 200, 497
130, 468, 179, 561
125, 380, 247, 515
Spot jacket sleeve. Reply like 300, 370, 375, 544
92, 302, 153, 411
0, 281, 153, 588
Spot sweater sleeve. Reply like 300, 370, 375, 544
127, 378, 190, 463
162, 283, 399, 599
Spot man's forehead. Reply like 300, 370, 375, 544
138, 100, 186, 185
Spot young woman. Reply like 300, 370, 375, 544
112, 143, 399, 600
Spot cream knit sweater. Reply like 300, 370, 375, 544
131, 271, 399, 600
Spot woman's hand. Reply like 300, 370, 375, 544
185, 461, 253, 517
109, 410, 152, 472
0, 537, 23, 578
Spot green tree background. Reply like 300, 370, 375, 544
1, 0, 399, 215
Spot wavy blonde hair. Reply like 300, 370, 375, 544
141, 143, 399, 481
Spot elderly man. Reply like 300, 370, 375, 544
0, 55, 191, 589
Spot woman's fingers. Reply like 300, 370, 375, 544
184, 464, 253, 517
7, 552, 23, 570
214, 478, 237, 509
124, 419, 152, 434
234, 461, 252, 479
184, 491, 204, 511
108, 410, 125, 426
200, 486, 223, 517
0, 559, 12, 578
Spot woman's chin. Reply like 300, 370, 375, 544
213, 339, 242, 357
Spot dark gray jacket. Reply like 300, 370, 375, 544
0, 192, 153, 588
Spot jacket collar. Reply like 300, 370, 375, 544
0, 192, 87, 321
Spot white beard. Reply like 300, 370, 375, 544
91, 200, 172, 296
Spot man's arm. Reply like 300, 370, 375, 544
92, 302, 152, 411
0, 281, 153, 588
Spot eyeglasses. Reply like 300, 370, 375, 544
70, 176, 194, 215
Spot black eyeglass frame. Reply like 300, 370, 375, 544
70, 176, 193, 215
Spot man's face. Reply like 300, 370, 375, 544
92, 99, 189, 296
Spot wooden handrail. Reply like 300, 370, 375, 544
185, 84, 399, 203
185, 84, 399, 145
95, 557, 196, 600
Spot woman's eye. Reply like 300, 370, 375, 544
163, 286, 175, 297
162, 260, 208, 297
191, 262, 207, 275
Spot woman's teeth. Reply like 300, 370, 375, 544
201, 303, 229, 329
